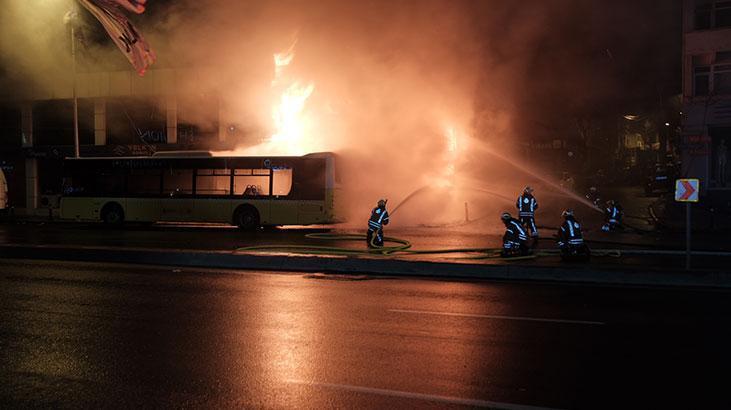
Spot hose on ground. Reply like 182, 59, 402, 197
234, 233, 621, 260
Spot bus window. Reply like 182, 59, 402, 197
272, 168, 292, 196
64, 174, 92, 196
94, 171, 125, 196
234, 169, 270, 196
128, 168, 161, 195
196, 169, 230, 196
163, 168, 193, 195
294, 159, 326, 200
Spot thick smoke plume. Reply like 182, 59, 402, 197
0, 0, 679, 227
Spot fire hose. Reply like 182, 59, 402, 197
235, 233, 622, 260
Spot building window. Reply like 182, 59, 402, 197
714, 64, 731, 94
695, 2, 712, 29
695, 66, 711, 96
695, 1, 731, 29
716, 1, 731, 27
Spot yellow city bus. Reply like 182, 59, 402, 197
60, 151, 339, 229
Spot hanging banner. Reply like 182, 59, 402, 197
77, 0, 156, 75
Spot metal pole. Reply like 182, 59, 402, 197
686, 202, 691, 270
71, 24, 79, 158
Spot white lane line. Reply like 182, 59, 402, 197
286, 379, 563, 410
388, 309, 605, 326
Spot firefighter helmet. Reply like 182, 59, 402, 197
589, 186, 597, 192
377, 199, 386, 208
562, 209, 574, 218
524, 186, 534, 193
606, 199, 614, 206
501, 212, 511, 221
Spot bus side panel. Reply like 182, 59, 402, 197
60, 197, 115, 221
126, 198, 161, 222
195, 198, 236, 224
325, 188, 342, 223
268, 200, 297, 225
298, 200, 326, 224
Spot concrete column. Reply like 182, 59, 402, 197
21, 103, 32, 147
94, 98, 107, 145
21, 103, 38, 213
166, 96, 177, 144
25, 158, 38, 212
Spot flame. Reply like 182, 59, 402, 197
240, 41, 317, 156
435, 125, 467, 187
270, 81, 315, 152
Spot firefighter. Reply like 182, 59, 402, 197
500, 212, 530, 257
557, 209, 590, 261
516, 186, 539, 238
586, 186, 601, 207
367, 199, 390, 248
601, 199, 623, 231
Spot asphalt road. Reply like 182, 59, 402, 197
1, 260, 731, 409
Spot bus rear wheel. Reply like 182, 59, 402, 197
234, 206, 260, 231
101, 203, 125, 226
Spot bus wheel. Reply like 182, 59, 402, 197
101, 203, 125, 226
234, 205, 260, 231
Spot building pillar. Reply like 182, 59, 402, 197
21, 103, 38, 213
21, 103, 32, 147
25, 158, 38, 213
94, 98, 106, 145
166, 96, 177, 144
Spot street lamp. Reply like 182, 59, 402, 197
63, 8, 80, 158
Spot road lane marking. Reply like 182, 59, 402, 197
388, 309, 605, 325
286, 379, 563, 410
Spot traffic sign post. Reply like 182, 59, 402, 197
675, 179, 699, 270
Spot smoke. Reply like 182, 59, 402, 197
0, 0, 77, 98
0, 0, 680, 227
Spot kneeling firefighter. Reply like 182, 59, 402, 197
501, 212, 531, 257
367, 199, 390, 248
601, 200, 623, 232
557, 209, 590, 261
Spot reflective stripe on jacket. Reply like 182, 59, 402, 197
517, 194, 538, 217
368, 207, 389, 230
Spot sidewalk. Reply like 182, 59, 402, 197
2, 241, 731, 289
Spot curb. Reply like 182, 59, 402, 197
1, 244, 731, 289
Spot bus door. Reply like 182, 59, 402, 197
293, 160, 327, 224
160, 168, 194, 221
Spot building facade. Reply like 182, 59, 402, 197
681, 0, 731, 193
0, 68, 252, 216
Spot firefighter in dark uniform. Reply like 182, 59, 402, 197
516, 186, 539, 238
500, 212, 530, 257
367, 199, 390, 247
586, 186, 601, 207
602, 199, 623, 231
557, 209, 590, 261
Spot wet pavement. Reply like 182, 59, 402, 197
0, 219, 729, 271
1, 259, 730, 409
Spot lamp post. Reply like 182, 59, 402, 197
64, 9, 80, 158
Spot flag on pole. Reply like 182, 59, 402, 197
76, 0, 156, 76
